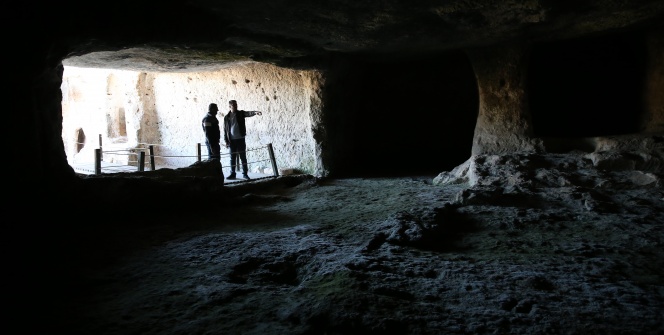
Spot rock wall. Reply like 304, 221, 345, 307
61, 68, 140, 165
467, 27, 664, 155
61, 62, 325, 176
11, 4, 663, 211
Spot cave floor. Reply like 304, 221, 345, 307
37, 155, 664, 334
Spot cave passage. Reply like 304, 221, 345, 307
331, 50, 479, 177
528, 30, 647, 138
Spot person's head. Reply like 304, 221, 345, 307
229, 100, 237, 112
209, 103, 219, 115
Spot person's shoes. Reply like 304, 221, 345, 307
242, 174, 250, 179
227, 173, 236, 179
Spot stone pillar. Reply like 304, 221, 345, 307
466, 44, 542, 155
643, 26, 664, 134
304, 70, 329, 177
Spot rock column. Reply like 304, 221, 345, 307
304, 70, 329, 177
466, 44, 542, 155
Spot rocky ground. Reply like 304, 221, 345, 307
30, 137, 664, 335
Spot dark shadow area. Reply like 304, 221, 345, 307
362, 204, 478, 253
327, 50, 479, 177
540, 136, 597, 153
528, 29, 647, 138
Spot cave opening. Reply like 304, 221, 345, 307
528, 30, 647, 139
329, 50, 479, 178
60, 60, 330, 176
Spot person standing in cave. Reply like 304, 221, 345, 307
202, 103, 221, 161
223, 100, 262, 179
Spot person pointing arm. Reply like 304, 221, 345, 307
223, 100, 262, 179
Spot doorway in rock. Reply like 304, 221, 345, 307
330, 50, 479, 178
528, 29, 647, 139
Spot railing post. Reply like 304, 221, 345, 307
267, 143, 279, 177
94, 148, 101, 175
197, 143, 202, 162
138, 151, 145, 172
149, 145, 155, 171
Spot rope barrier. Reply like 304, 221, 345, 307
165, 155, 198, 159
101, 150, 145, 154
82, 136, 279, 176
101, 152, 141, 156
74, 142, 162, 147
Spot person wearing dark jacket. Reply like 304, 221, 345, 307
223, 100, 262, 179
202, 103, 221, 160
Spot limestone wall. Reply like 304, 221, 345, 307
61, 68, 142, 166
61, 62, 323, 176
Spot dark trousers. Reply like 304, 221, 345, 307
229, 138, 248, 174
206, 140, 220, 160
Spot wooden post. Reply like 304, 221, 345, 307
197, 143, 202, 162
149, 145, 155, 171
138, 151, 145, 172
267, 143, 279, 177
94, 148, 101, 175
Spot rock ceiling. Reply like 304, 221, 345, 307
60, 0, 664, 72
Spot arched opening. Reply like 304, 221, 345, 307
528, 30, 647, 139
328, 50, 479, 177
